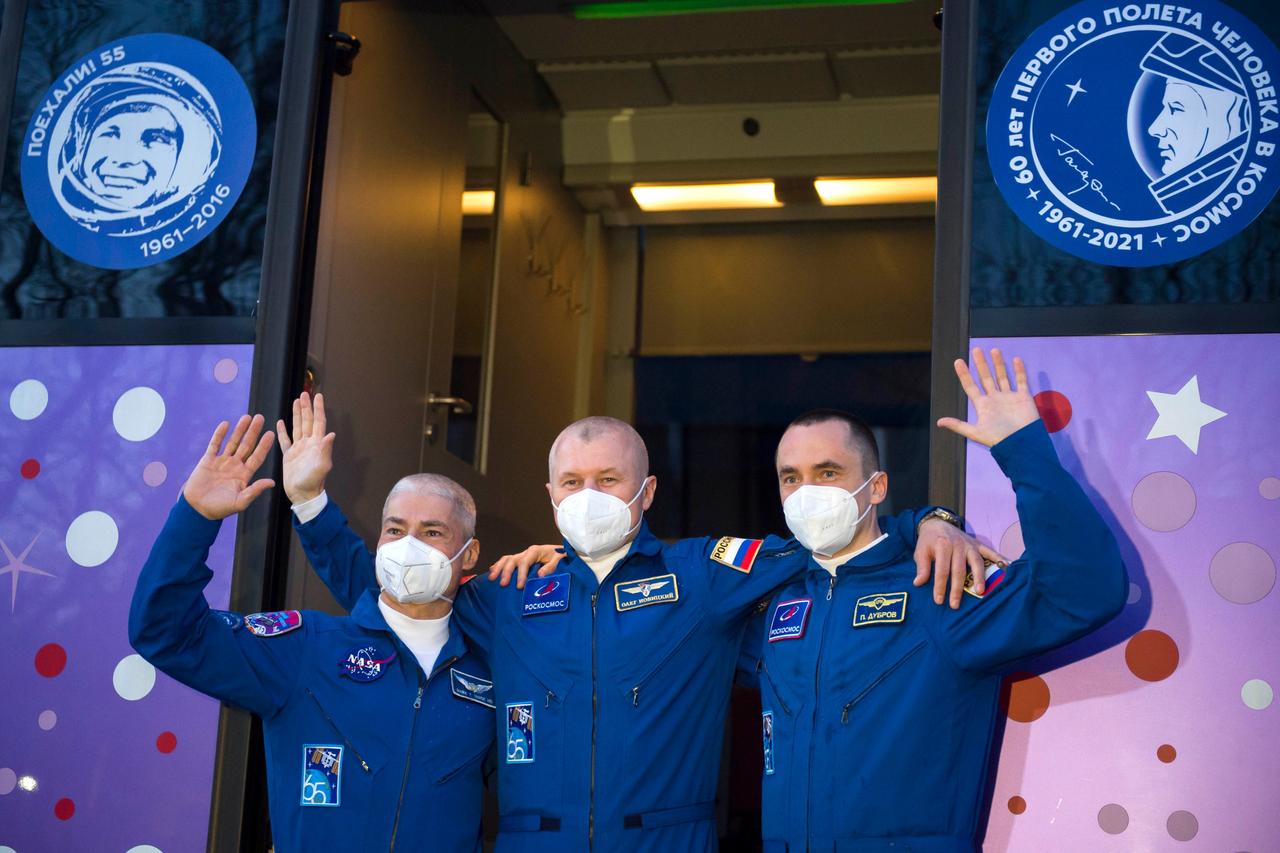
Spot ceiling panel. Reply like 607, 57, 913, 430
832, 48, 939, 98
539, 61, 670, 109
657, 52, 837, 104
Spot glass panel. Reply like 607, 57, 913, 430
445, 93, 503, 466
0, 1, 286, 320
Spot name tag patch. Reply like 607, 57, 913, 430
506, 702, 535, 763
339, 643, 396, 682
301, 745, 342, 806
762, 711, 776, 776
245, 610, 302, 637
523, 573, 571, 616
614, 573, 679, 612
451, 667, 495, 708
767, 598, 812, 642
853, 592, 908, 627
711, 536, 764, 573
964, 562, 1008, 599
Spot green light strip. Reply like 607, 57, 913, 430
573, 0, 913, 20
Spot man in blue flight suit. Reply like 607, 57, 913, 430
280, 393, 999, 852
129, 413, 495, 853
743, 348, 1128, 852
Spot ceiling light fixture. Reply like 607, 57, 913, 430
630, 180, 782, 211
813, 176, 936, 206
462, 189, 495, 215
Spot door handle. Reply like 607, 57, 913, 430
425, 393, 474, 415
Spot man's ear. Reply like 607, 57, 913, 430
460, 538, 480, 572
641, 475, 658, 511
869, 471, 889, 505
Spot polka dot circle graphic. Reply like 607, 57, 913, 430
112, 654, 156, 701
1261, 477, 1280, 500
37, 710, 57, 731
1097, 803, 1129, 834
20, 459, 40, 479
142, 461, 168, 487
156, 731, 178, 754
1166, 810, 1198, 841
35, 643, 66, 677
1157, 744, 1177, 763
65, 510, 119, 567
126, 846, 165, 853
1003, 672, 1050, 722
213, 358, 239, 383
9, 378, 49, 420
1131, 472, 1196, 532
1008, 796, 1027, 815
54, 797, 74, 820
0, 846, 16, 853
1241, 679, 1273, 710
1209, 542, 1275, 604
1033, 390, 1072, 432
1125, 630, 1179, 682
1126, 583, 1142, 605
1000, 522, 1025, 561
0, 767, 16, 795
112, 386, 165, 441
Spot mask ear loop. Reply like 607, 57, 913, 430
849, 471, 885, 528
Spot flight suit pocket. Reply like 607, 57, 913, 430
617, 612, 704, 706
496, 630, 572, 821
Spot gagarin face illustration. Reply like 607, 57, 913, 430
1147, 77, 1245, 175
82, 102, 182, 208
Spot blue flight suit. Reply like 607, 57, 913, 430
295, 499, 932, 852
740, 422, 1128, 852
129, 497, 495, 853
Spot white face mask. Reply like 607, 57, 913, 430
551, 478, 650, 559
374, 535, 472, 605
782, 471, 882, 557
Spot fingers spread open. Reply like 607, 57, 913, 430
953, 358, 983, 401
246, 430, 276, 472
972, 347, 998, 395
276, 419, 293, 452
237, 415, 266, 462
205, 421, 230, 460
314, 393, 327, 437
1012, 356, 1029, 395
991, 348, 1013, 392
224, 415, 252, 458
300, 391, 313, 438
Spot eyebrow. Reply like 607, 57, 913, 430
382, 516, 450, 529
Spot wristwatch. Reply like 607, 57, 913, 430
917, 507, 964, 532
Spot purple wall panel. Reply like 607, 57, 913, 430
1, 345, 253, 853
965, 334, 1279, 851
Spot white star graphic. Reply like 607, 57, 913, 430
1066, 78, 1087, 105
0, 532, 55, 613
1027, 188, 1041, 200
1145, 375, 1227, 454
1152, 232, 1166, 246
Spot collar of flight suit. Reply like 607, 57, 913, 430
557, 518, 665, 585
349, 587, 471, 673
810, 515, 911, 576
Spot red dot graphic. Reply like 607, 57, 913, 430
1034, 390, 1072, 432
35, 643, 67, 678
157, 731, 178, 753
54, 797, 75, 820
20, 458, 41, 479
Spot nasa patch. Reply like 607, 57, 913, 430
523, 573, 571, 616
506, 702, 535, 764
852, 592, 908, 628
300, 744, 342, 807
244, 610, 302, 637
767, 598, 812, 642
762, 711, 776, 776
451, 667, 496, 708
19, 33, 256, 269
986, 0, 1280, 266
338, 643, 397, 683
614, 573, 679, 612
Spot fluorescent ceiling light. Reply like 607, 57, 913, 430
462, 189, 495, 215
574, 0, 912, 19
813, 176, 936, 206
631, 181, 781, 211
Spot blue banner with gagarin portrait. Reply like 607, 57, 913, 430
19, 33, 255, 270
986, 0, 1280, 266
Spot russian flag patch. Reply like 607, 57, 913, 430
964, 561, 1008, 599
711, 537, 764, 573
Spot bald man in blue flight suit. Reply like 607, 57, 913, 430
281, 392, 998, 852
742, 348, 1128, 852
129, 414, 495, 853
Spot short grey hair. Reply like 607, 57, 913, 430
548, 416, 649, 481
381, 474, 477, 539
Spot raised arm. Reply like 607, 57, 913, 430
935, 348, 1127, 673
129, 416, 303, 717
277, 392, 377, 611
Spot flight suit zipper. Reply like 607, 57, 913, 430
757, 659, 792, 717
628, 615, 703, 706
589, 590, 599, 849
807, 573, 838, 842
840, 641, 926, 723
305, 688, 372, 773
390, 654, 456, 851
